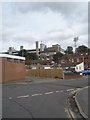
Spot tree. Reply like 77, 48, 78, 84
18, 49, 38, 60
18, 49, 27, 57
26, 53, 38, 60
76, 45, 89, 53
66, 46, 73, 54
53, 52, 63, 63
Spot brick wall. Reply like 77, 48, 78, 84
59, 54, 89, 69
64, 73, 82, 79
2, 58, 25, 83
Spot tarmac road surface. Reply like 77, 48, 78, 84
2, 76, 88, 118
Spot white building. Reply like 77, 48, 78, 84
75, 62, 84, 72
40, 43, 47, 52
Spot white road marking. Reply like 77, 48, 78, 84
56, 91, 60, 93
60, 90, 63, 92
10, 88, 74, 100
66, 89, 74, 92
17, 95, 29, 99
45, 92, 53, 95
56, 90, 63, 93
32, 94, 42, 96
64, 108, 71, 118
8, 97, 12, 99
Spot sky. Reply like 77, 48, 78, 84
1, 1, 88, 52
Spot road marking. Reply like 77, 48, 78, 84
66, 89, 74, 92
64, 108, 71, 118
9, 88, 75, 100
8, 97, 12, 99
56, 90, 63, 93
44, 92, 53, 95
17, 95, 29, 99
60, 90, 63, 92
32, 94, 42, 96
56, 91, 60, 93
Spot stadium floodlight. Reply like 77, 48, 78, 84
74, 37, 79, 53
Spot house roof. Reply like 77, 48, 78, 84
0, 54, 25, 60
60, 53, 88, 59
61, 62, 81, 68
27, 49, 40, 52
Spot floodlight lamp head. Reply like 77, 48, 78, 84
74, 37, 78, 42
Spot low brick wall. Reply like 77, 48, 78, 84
26, 68, 63, 79
64, 73, 82, 79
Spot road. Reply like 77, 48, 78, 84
2, 76, 88, 119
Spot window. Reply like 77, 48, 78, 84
14, 59, 18, 63
76, 67, 78, 70
47, 56, 49, 58
79, 67, 81, 70
72, 58, 74, 63
61, 59, 65, 63
7, 58, 12, 62
77, 58, 79, 62
20, 59, 24, 63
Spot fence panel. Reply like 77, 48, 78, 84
26, 68, 63, 79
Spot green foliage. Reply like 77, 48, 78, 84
26, 53, 38, 60
18, 49, 38, 60
66, 46, 73, 54
18, 49, 27, 57
53, 52, 63, 63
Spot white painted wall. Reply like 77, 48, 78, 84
75, 62, 84, 72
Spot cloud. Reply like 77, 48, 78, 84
10, 2, 88, 22
1, 2, 88, 52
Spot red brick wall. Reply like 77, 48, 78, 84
64, 73, 82, 79
59, 55, 89, 68
2, 58, 25, 83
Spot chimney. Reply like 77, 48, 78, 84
8, 47, 12, 54
20, 46, 24, 51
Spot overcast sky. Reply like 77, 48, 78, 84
1, 2, 88, 52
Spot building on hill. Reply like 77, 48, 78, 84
40, 42, 47, 52
4, 42, 65, 65
58, 53, 90, 72
39, 44, 65, 64
48, 44, 65, 54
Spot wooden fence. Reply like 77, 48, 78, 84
26, 68, 63, 79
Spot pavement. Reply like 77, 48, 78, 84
75, 86, 89, 119
4, 76, 63, 85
